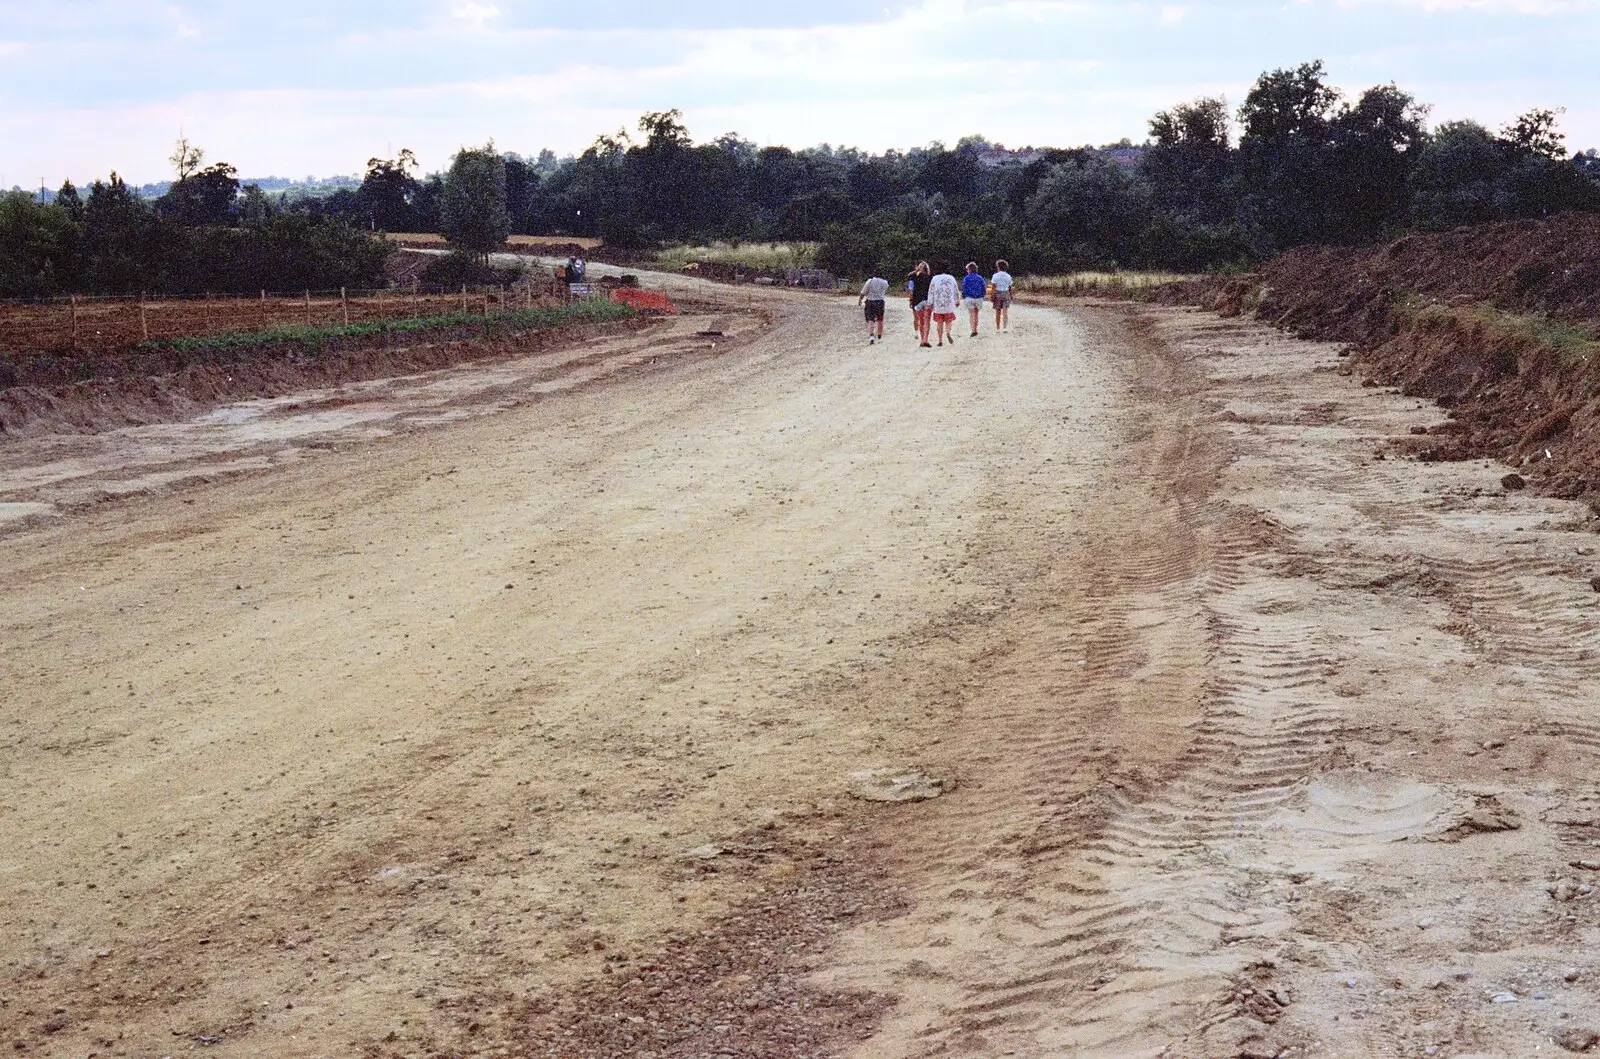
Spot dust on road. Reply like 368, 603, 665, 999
2, 277, 1597, 1058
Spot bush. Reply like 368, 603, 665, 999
418, 252, 524, 290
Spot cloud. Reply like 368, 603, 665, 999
164, 5, 200, 40
1337, 0, 1599, 10
1, 0, 1596, 183
449, 1, 502, 29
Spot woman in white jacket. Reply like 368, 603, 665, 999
928, 266, 960, 346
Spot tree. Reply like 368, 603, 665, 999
1499, 108, 1566, 160
169, 137, 205, 182
1143, 96, 1234, 223
1411, 120, 1506, 230
1026, 156, 1151, 268
1327, 84, 1429, 241
629, 109, 697, 241
440, 144, 510, 262
159, 162, 240, 226
238, 184, 273, 228
1237, 61, 1343, 247
82, 173, 155, 293
56, 180, 84, 222
502, 154, 547, 235
0, 191, 76, 297
358, 149, 419, 232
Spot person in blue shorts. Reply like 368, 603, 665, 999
961, 262, 987, 337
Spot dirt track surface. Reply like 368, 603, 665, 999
3, 277, 1599, 1058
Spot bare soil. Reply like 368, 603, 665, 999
2, 275, 1598, 1059
1164, 213, 1600, 501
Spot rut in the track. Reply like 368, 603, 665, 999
817, 309, 1321, 1056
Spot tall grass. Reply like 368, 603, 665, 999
655, 242, 819, 273
1018, 271, 1198, 297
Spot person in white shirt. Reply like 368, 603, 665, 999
991, 259, 1014, 332
858, 274, 890, 344
928, 266, 960, 346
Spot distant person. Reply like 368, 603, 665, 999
928, 266, 960, 346
908, 262, 934, 347
991, 259, 1014, 332
572, 256, 587, 282
858, 271, 890, 345
906, 275, 918, 335
961, 262, 987, 337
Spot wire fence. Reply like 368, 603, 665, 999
0, 282, 570, 355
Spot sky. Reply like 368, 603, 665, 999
2, 0, 1597, 189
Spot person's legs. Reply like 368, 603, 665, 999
1000, 299, 1010, 331
917, 307, 932, 345
967, 301, 980, 336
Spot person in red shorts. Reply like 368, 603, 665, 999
928, 265, 959, 346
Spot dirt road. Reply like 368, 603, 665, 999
2, 279, 1598, 1058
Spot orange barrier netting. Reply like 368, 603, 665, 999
609, 288, 677, 315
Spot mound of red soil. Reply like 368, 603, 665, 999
0, 316, 651, 439
1165, 213, 1600, 500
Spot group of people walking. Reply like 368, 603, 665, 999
857, 260, 1013, 347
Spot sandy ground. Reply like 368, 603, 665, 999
2, 277, 1598, 1059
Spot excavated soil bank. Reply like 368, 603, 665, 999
1162, 212, 1600, 499
0, 315, 654, 439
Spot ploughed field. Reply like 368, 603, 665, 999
0, 289, 545, 364
2, 269, 1598, 1058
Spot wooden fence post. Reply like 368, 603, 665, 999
139, 295, 149, 341
460, 284, 468, 313
341, 287, 349, 325
70, 294, 79, 346
261, 290, 267, 329
412, 280, 419, 318
304, 290, 312, 325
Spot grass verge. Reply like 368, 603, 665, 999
1398, 297, 1599, 366
139, 298, 636, 356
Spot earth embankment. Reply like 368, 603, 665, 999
1167, 212, 1600, 498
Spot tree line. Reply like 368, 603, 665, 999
0, 138, 394, 299
3, 59, 1597, 299
383, 61, 1597, 277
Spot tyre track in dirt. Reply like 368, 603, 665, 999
813, 303, 1600, 1059
7, 282, 1600, 1058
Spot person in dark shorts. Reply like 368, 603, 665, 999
908, 261, 933, 347
991, 259, 1014, 332
858, 273, 889, 344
